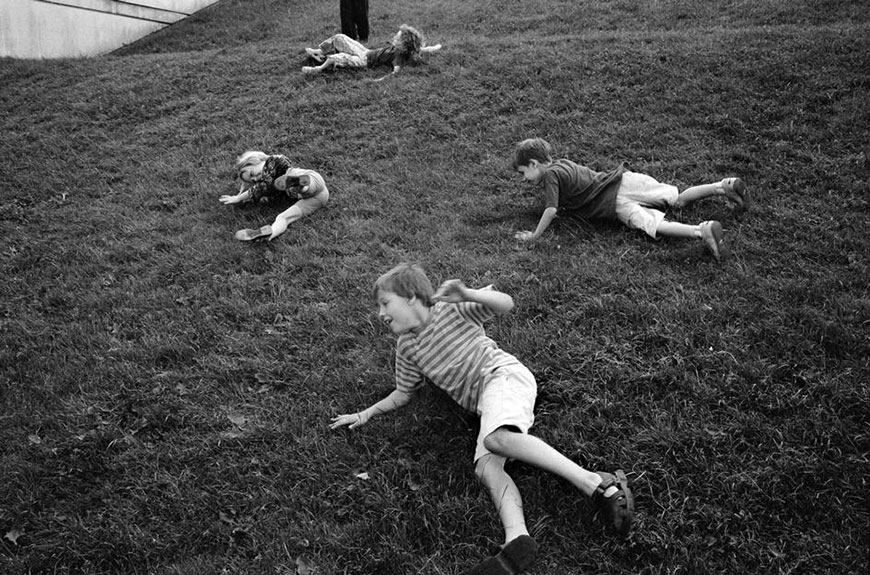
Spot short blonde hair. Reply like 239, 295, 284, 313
374, 263, 435, 307
234, 150, 268, 174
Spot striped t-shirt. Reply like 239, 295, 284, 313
394, 299, 520, 413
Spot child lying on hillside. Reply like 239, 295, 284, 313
219, 151, 329, 242
302, 24, 442, 80
330, 263, 635, 575
512, 138, 750, 261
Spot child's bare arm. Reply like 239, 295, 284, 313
219, 189, 253, 205
329, 389, 413, 430
373, 65, 402, 82
434, 280, 515, 315
515, 206, 557, 241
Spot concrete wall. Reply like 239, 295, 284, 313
0, 0, 221, 59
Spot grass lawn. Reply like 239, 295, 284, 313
1, 0, 868, 573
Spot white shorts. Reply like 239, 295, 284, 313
319, 34, 368, 68
293, 188, 329, 216
614, 171, 679, 238
474, 363, 537, 462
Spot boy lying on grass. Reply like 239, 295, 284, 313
302, 24, 442, 81
220, 151, 329, 242
512, 138, 750, 261
330, 263, 634, 575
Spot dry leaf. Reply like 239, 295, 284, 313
227, 413, 248, 427
296, 555, 318, 575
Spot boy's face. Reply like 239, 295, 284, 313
377, 289, 423, 334
516, 159, 545, 184
239, 162, 264, 183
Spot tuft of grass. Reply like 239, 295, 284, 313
2, 0, 868, 573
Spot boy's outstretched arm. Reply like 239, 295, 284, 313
434, 279, 514, 315
219, 188, 253, 205
330, 389, 413, 430
515, 206, 557, 241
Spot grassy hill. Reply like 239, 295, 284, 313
1, 0, 867, 573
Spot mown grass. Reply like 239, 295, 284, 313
1, 0, 868, 573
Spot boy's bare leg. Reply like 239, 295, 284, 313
475, 453, 529, 545
672, 183, 723, 207
267, 204, 304, 240
302, 59, 335, 74
673, 178, 748, 209
655, 220, 700, 239
483, 429, 610, 496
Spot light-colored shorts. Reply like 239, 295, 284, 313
614, 171, 679, 238
319, 34, 368, 69
293, 188, 329, 216
474, 363, 537, 462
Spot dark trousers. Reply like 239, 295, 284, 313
340, 0, 370, 43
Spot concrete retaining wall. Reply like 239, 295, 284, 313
0, 0, 221, 59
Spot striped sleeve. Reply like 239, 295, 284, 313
394, 337, 425, 393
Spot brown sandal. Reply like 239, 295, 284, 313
593, 470, 635, 536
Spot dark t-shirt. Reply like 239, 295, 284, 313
248, 155, 293, 202
366, 45, 408, 69
542, 159, 624, 221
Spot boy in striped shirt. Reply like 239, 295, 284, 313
330, 263, 635, 575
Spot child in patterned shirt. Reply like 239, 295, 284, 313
330, 263, 635, 575
302, 24, 441, 81
220, 150, 329, 242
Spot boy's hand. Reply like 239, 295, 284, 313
433, 279, 468, 303
219, 195, 242, 205
330, 412, 368, 430
515, 230, 536, 241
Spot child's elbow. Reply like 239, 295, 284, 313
500, 296, 515, 314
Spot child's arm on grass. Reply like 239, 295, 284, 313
434, 280, 514, 315
373, 65, 401, 82
515, 206, 557, 241
330, 389, 413, 430
219, 187, 252, 205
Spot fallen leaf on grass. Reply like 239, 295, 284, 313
4, 529, 22, 544
227, 413, 248, 427
354, 472, 369, 480
296, 555, 318, 574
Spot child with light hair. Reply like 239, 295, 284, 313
219, 151, 329, 242
512, 138, 750, 261
331, 263, 635, 575
302, 24, 442, 80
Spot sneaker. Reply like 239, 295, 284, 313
721, 177, 750, 210
304, 48, 325, 63
699, 220, 727, 261
273, 174, 302, 192
464, 535, 538, 575
235, 225, 272, 241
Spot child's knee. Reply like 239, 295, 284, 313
474, 453, 504, 483
482, 426, 519, 455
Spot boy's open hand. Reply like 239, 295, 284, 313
514, 230, 535, 241
219, 195, 243, 205
330, 413, 366, 430
433, 279, 467, 303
